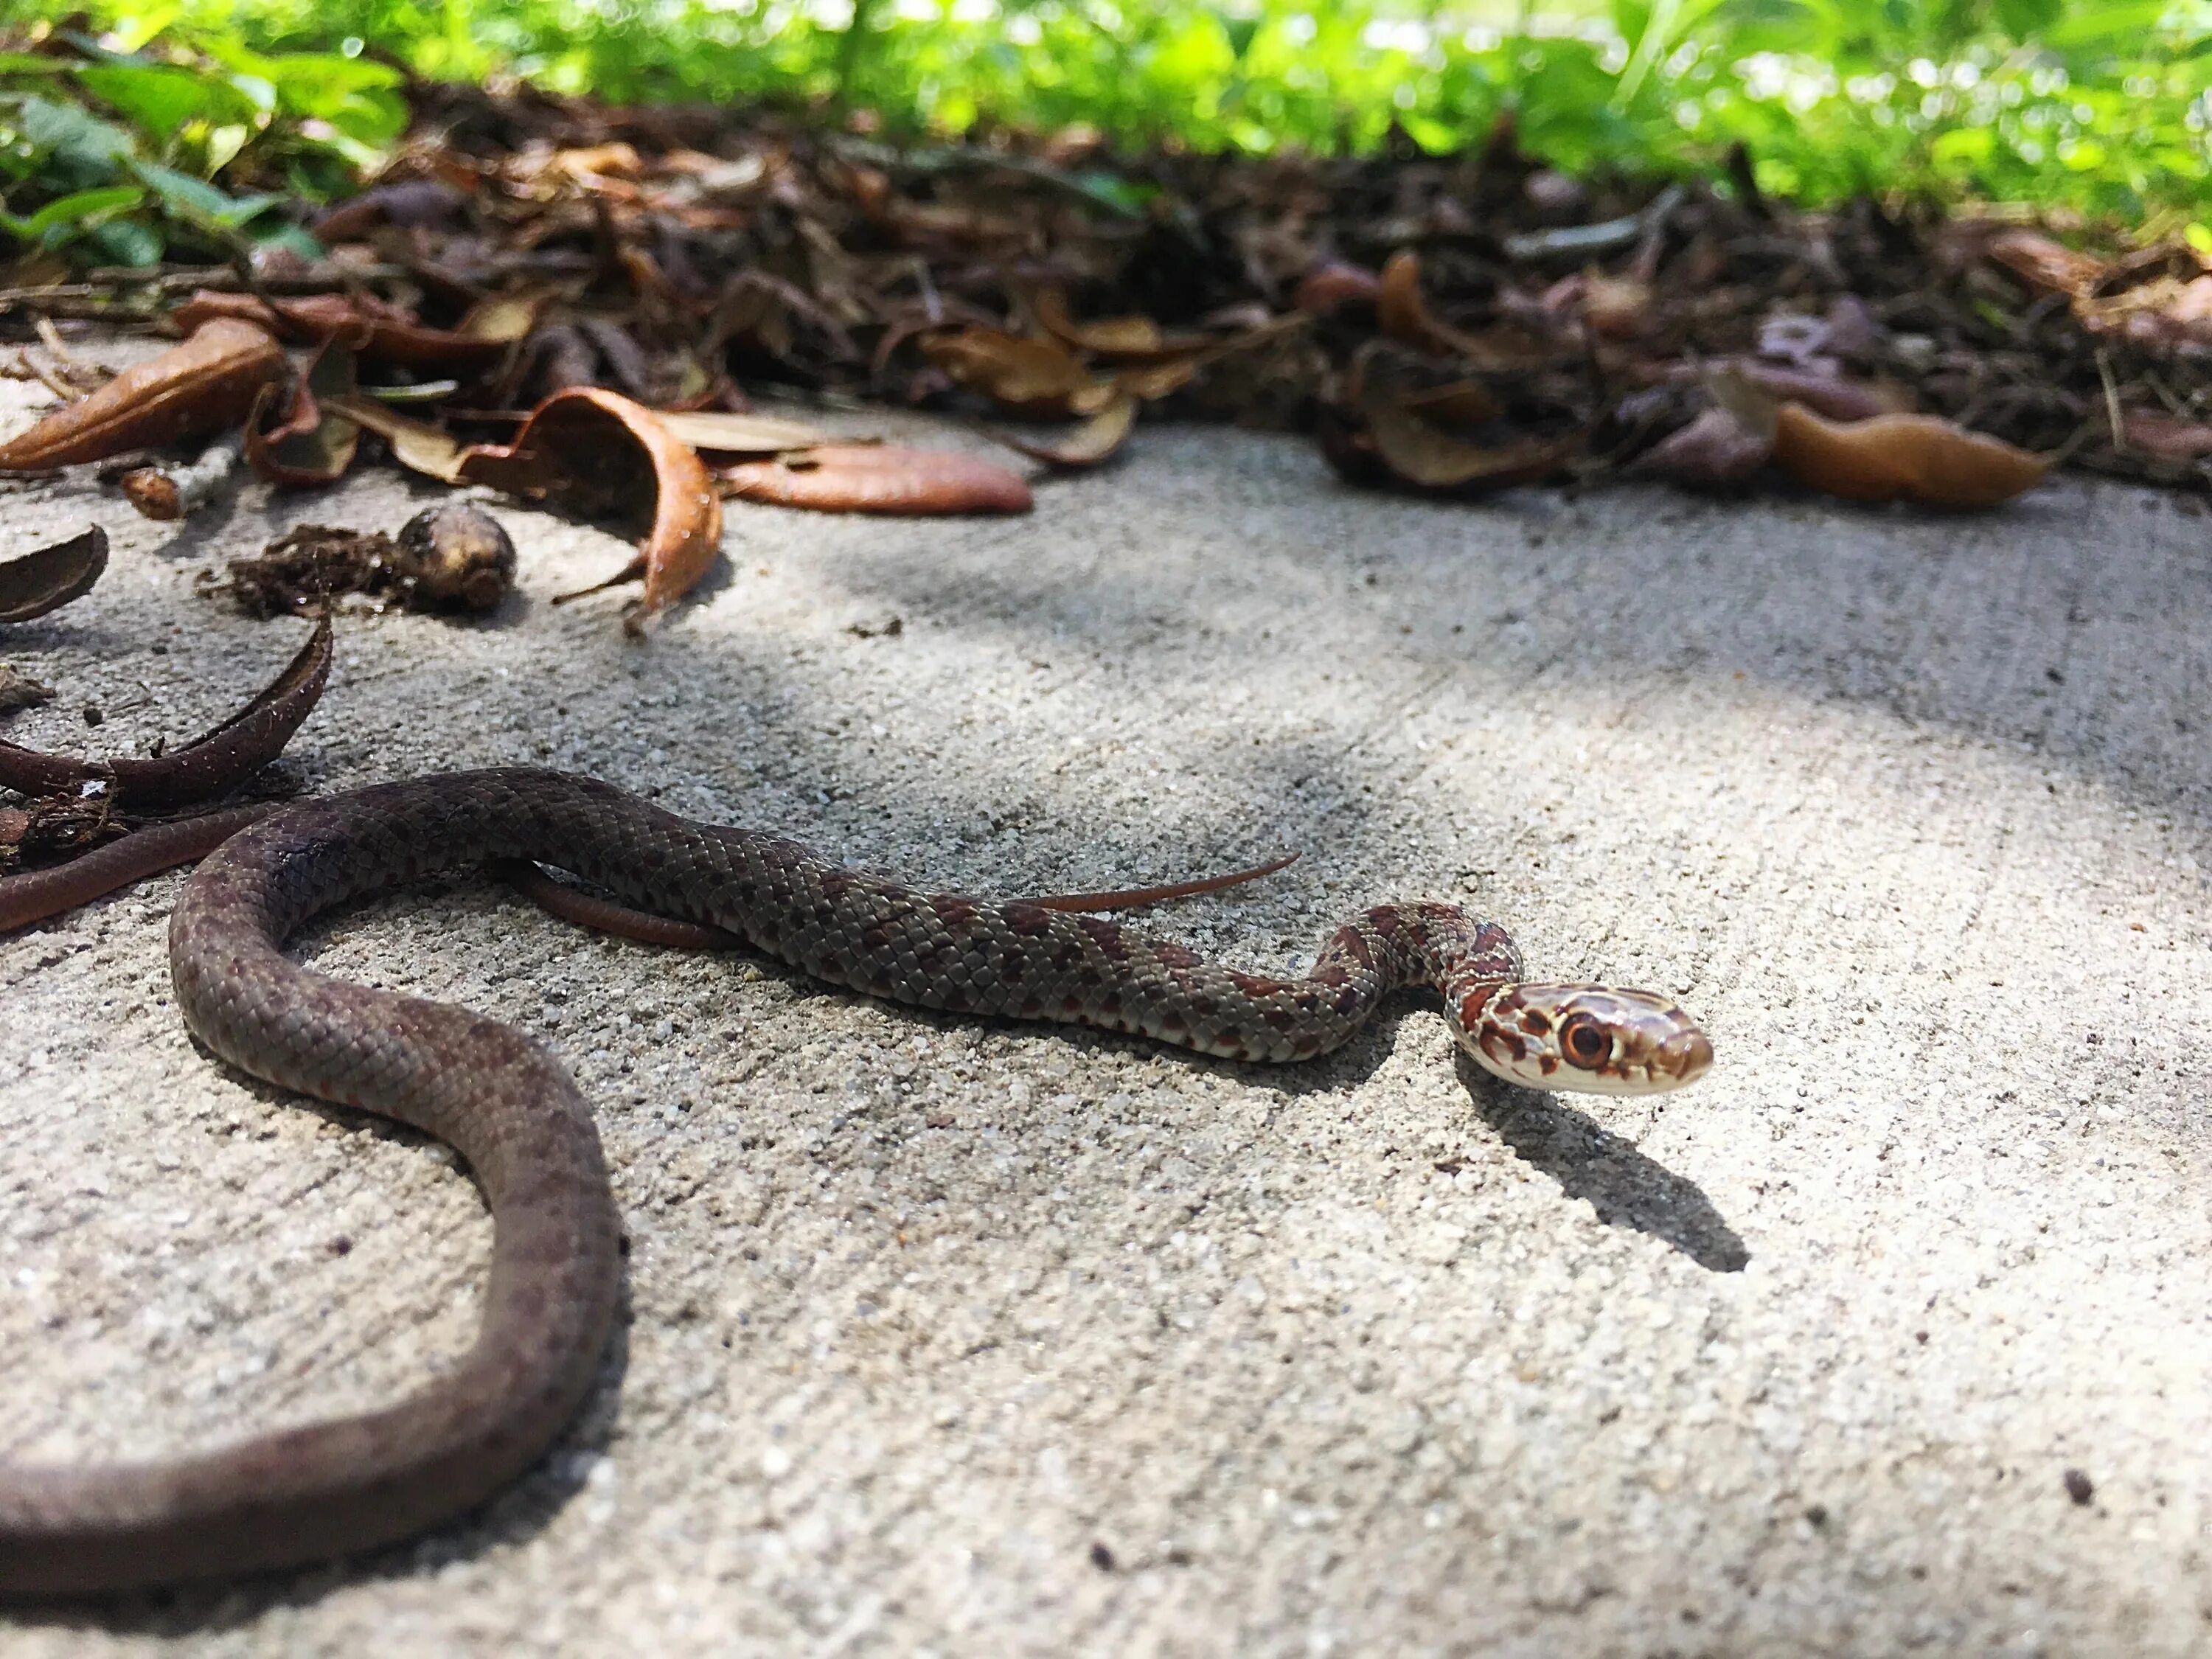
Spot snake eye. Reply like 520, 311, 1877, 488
1559, 1012, 1610, 1069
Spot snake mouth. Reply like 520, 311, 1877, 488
1656, 1026, 1715, 1086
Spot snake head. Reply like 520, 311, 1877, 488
1458, 982, 1712, 1094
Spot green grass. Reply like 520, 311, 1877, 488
1, 0, 2207, 255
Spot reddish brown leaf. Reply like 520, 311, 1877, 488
243, 344, 361, 487
989, 394, 1136, 471
720, 445, 1033, 515
0, 614, 330, 807
1294, 262, 1382, 315
921, 327, 1116, 417
0, 526, 107, 623
2123, 411, 2212, 465
458, 387, 723, 630
1772, 404, 2048, 509
173, 288, 538, 372
0, 320, 284, 470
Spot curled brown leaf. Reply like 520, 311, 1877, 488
1358, 374, 1576, 493
0, 614, 330, 807
0, 526, 107, 623
989, 394, 1136, 471
0, 320, 284, 470
720, 445, 1033, 514
321, 394, 468, 484
244, 344, 361, 487
458, 387, 723, 630
1771, 404, 2048, 509
921, 327, 1117, 417
173, 290, 537, 373
653, 408, 831, 456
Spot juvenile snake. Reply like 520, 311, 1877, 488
0, 768, 1710, 1595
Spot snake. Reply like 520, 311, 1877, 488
0, 767, 1711, 1596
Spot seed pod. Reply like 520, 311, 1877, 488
393, 504, 516, 612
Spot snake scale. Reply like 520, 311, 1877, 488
0, 767, 1710, 1595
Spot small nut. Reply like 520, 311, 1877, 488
393, 504, 516, 612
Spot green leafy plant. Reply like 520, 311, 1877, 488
1, 0, 2206, 245
0, 25, 406, 269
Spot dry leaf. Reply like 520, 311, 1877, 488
1986, 229, 2109, 298
0, 615, 330, 807
322, 394, 469, 484
653, 408, 831, 455
720, 445, 1032, 514
1637, 407, 1773, 489
174, 289, 537, 372
1115, 355, 1202, 402
1033, 288, 1207, 361
0, 320, 283, 470
2122, 411, 2212, 465
989, 394, 1136, 470
1772, 403, 2048, 509
244, 344, 361, 487
459, 387, 723, 630
0, 526, 107, 623
1717, 359, 1913, 424
922, 327, 1116, 417
1294, 262, 1382, 315
1360, 376, 1575, 492
0, 664, 53, 713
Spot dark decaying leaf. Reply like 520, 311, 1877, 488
0, 321, 284, 470
0, 615, 330, 808
458, 387, 723, 629
0, 526, 108, 623
1771, 404, 2048, 509
720, 445, 1034, 514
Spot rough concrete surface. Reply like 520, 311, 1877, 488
1, 354, 2208, 1657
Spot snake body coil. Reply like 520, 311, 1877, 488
0, 768, 1708, 1594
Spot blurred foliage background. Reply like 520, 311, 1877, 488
0, 0, 2205, 271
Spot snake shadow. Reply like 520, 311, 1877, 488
1452, 1049, 1749, 1273
0, 1071, 640, 1638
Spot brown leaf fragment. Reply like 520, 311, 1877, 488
173, 290, 538, 372
922, 327, 1116, 417
1722, 360, 1913, 425
990, 394, 1136, 470
458, 387, 723, 629
321, 394, 470, 484
1771, 404, 2048, 509
1986, 229, 2109, 298
243, 344, 361, 487
1636, 407, 1774, 490
0, 615, 330, 808
1359, 379, 1576, 493
2122, 411, 2212, 465
1294, 262, 1382, 315
720, 445, 1033, 514
0, 526, 107, 623
0, 321, 284, 470
0, 664, 55, 714
1032, 288, 1207, 361
653, 408, 831, 456
1114, 355, 1202, 402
